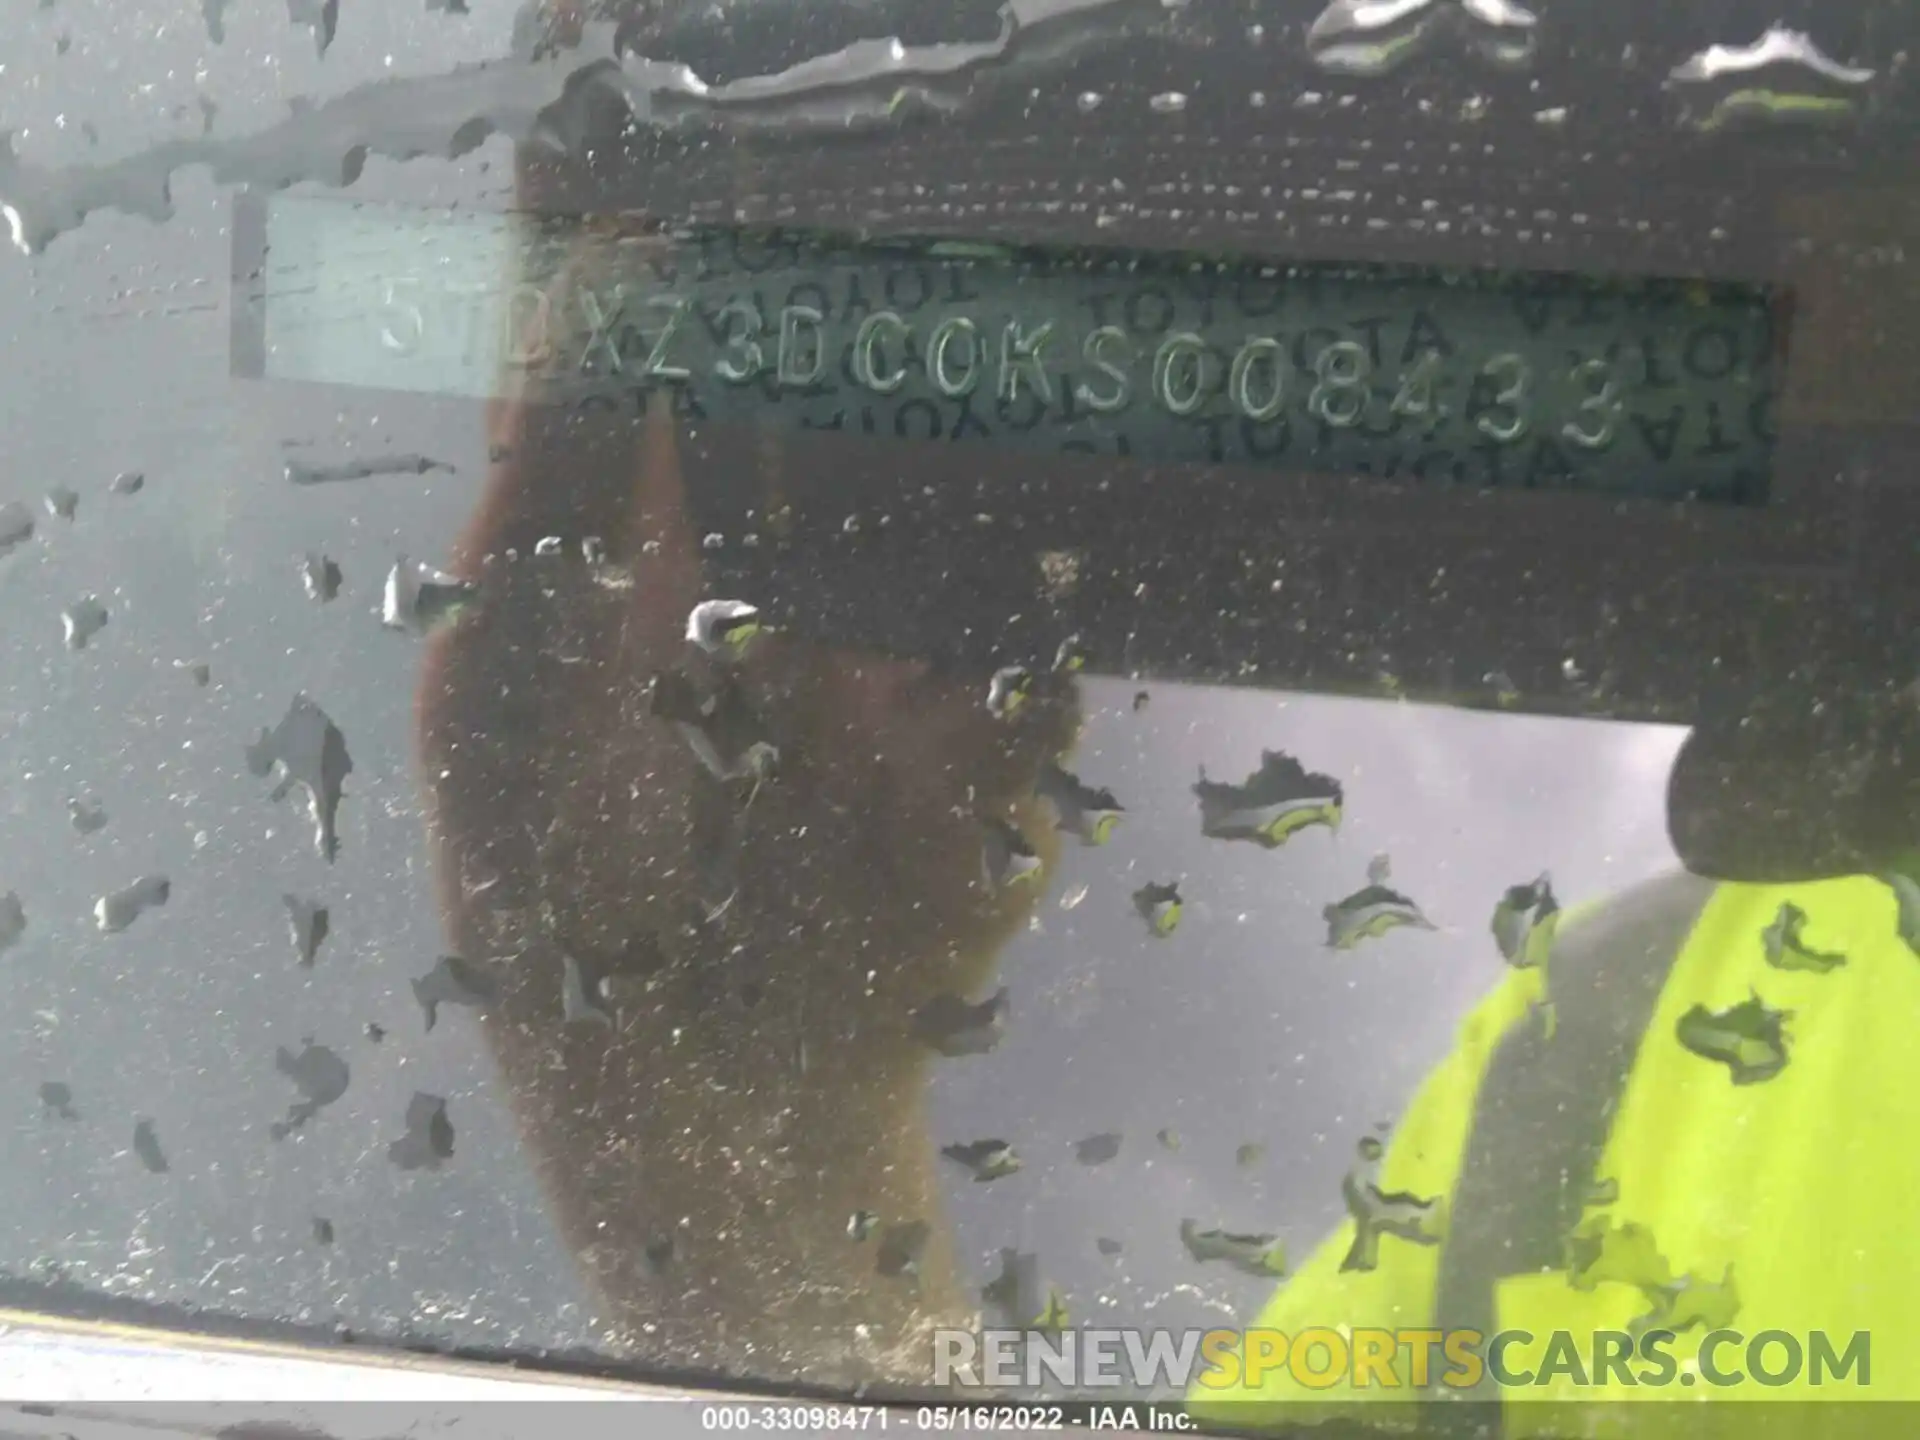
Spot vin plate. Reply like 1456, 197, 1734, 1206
248, 197, 1785, 505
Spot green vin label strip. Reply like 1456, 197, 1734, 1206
252, 197, 1784, 505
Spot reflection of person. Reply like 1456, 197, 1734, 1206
1192, 696, 1920, 1431
411, 8, 1086, 1370
417, 379, 1077, 1385
409, 3, 1089, 1390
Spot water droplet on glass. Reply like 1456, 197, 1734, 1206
841, 516, 861, 534
298, 552, 342, 604
411, 954, 500, 1032
269, 1042, 350, 1140
132, 1118, 169, 1173
285, 454, 451, 486
66, 797, 107, 835
702, 532, 726, 551
534, 535, 563, 557
1533, 105, 1568, 125
1075, 1132, 1122, 1166
109, 471, 144, 496
686, 599, 763, 660
912, 987, 1010, 1057
0, 892, 26, 953
1308, 0, 1537, 76
388, 1093, 454, 1171
0, 502, 35, 558
284, 894, 329, 967
382, 556, 479, 635
61, 598, 108, 651
177, 659, 212, 687
1077, 91, 1103, 112
39, 1082, 76, 1120
1150, 91, 1189, 114
42, 489, 77, 522
95, 875, 170, 933
246, 693, 353, 863
877, 1221, 930, 1277
560, 950, 615, 1029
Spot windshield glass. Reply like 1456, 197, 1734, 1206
2, 0, 1916, 1428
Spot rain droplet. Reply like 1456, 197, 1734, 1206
912, 987, 1010, 1057
246, 693, 353, 863
877, 1220, 930, 1277
702, 533, 726, 551
61, 598, 107, 650
177, 659, 212, 687
312, 1216, 335, 1245
38, 1082, 77, 1120
1150, 91, 1189, 114
109, 471, 144, 496
42, 489, 77, 522
685, 599, 763, 660
0, 503, 36, 558
284, 894, 329, 967
534, 535, 563, 557
300, 552, 343, 604
269, 1041, 350, 1140
560, 950, 614, 1029
381, 556, 479, 635
66, 797, 107, 835
387, 1092, 454, 1171
1077, 91, 1103, 112
285, 454, 451, 486
1075, 1132, 1122, 1166
128, 1119, 171, 1173
95, 875, 170, 933
411, 954, 500, 1031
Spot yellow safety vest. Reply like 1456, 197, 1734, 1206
1188, 872, 1920, 1436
